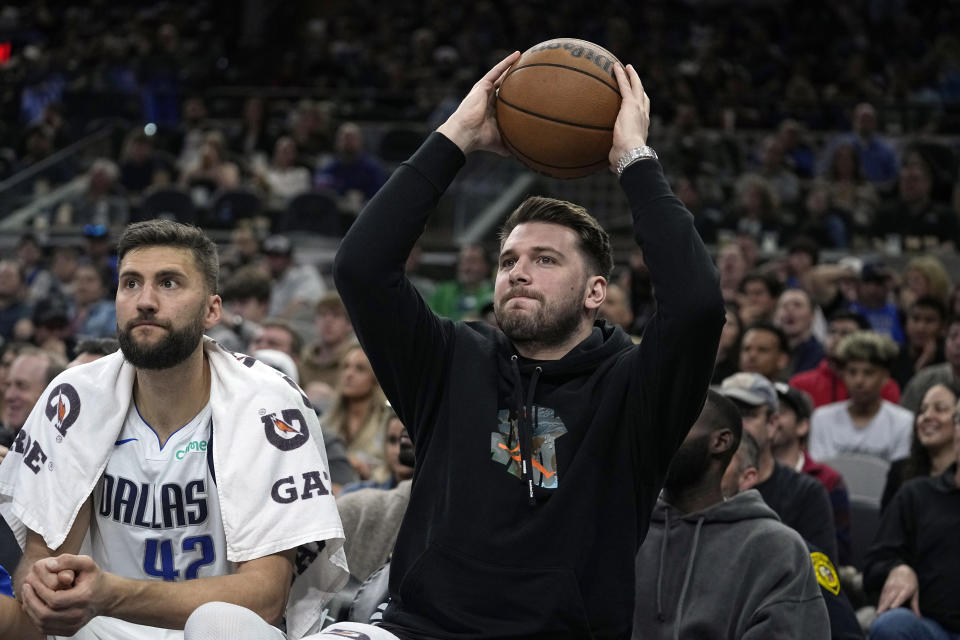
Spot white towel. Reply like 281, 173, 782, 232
0, 337, 348, 639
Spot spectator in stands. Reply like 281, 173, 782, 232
809, 331, 912, 463
823, 141, 880, 236
721, 173, 785, 243
792, 309, 901, 408
288, 99, 333, 165
775, 288, 826, 376
899, 256, 952, 311
82, 223, 119, 287
771, 382, 852, 566
179, 130, 240, 195
756, 134, 801, 207
784, 236, 820, 291
740, 321, 791, 382
673, 175, 722, 244
25, 297, 74, 361
69, 263, 116, 339
337, 406, 414, 582
341, 410, 414, 494
633, 390, 831, 639
717, 372, 839, 562
0, 261, 31, 343
210, 265, 270, 353
776, 119, 815, 179
325, 343, 390, 480
58, 158, 129, 227
841, 103, 898, 189
229, 96, 274, 158
890, 296, 947, 390
713, 303, 744, 384
864, 417, 960, 639
219, 222, 264, 279
0, 347, 66, 452
248, 317, 302, 362
874, 147, 959, 252
48, 245, 80, 303
261, 234, 326, 320
717, 243, 749, 302
67, 336, 120, 368
16, 234, 53, 304
252, 135, 311, 207
428, 243, 494, 321
723, 429, 866, 640
173, 95, 211, 171
314, 122, 387, 206
301, 292, 355, 387
849, 262, 906, 345
902, 316, 960, 415
119, 130, 174, 194
795, 181, 853, 249
738, 270, 783, 326
881, 382, 958, 512
598, 283, 636, 337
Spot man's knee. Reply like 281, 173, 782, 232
184, 601, 282, 640
870, 608, 927, 640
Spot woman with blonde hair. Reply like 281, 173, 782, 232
325, 342, 390, 479
900, 255, 952, 309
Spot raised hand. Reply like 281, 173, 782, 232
608, 63, 651, 171
437, 51, 521, 156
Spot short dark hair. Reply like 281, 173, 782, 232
74, 337, 120, 357
739, 271, 783, 299
698, 390, 743, 469
221, 266, 271, 304
117, 220, 219, 293
499, 196, 613, 279
786, 235, 820, 265
909, 295, 947, 321
260, 317, 303, 355
828, 309, 871, 330
744, 320, 791, 355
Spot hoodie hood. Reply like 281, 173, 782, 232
651, 489, 781, 526
495, 322, 635, 505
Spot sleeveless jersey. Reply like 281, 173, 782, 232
91, 401, 233, 582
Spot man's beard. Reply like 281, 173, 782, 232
494, 286, 584, 350
118, 310, 206, 370
663, 433, 712, 497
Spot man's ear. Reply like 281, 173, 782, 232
204, 294, 223, 329
796, 418, 810, 440
710, 429, 734, 455
739, 466, 759, 491
584, 276, 607, 311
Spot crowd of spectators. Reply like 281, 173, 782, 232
3, 0, 960, 637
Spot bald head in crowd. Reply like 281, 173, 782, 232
3, 348, 67, 434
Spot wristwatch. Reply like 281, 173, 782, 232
615, 146, 658, 177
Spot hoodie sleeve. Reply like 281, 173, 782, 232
332, 133, 463, 439
618, 160, 726, 484
863, 483, 916, 597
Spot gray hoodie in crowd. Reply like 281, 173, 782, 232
633, 489, 830, 640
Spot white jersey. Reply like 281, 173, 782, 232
91, 401, 232, 583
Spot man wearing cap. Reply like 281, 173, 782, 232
301, 292, 355, 387
718, 372, 839, 562
772, 382, 852, 567
849, 262, 905, 345
261, 234, 326, 321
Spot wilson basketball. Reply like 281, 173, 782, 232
496, 38, 622, 179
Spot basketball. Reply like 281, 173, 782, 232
496, 38, 622, 179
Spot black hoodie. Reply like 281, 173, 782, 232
333, 133, 725, 639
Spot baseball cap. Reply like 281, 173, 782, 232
718, 372, 779, 413
262, 235, 293, 256
774, 382, 812, 421
860, 261, 891, 283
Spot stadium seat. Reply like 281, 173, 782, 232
203, 188, 263, 229
821, 454, 890, 506
137, 186, 196, 224
277, 190, 344, 235
849, 499, 881, 572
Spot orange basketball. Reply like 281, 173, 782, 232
496, 38, 622, 179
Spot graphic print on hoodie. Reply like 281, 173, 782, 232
491, 407, 568, 489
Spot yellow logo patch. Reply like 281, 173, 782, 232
811, 551, 840, 595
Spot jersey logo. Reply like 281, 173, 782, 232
45, 383, 81, 438
491, 406, 567, 490
811, 551, 840, 595
262, 409, 310, 451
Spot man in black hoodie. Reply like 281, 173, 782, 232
333, 51, 725, 639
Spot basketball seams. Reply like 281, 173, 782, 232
500, 128, 608, 172
497, 96, 615, 132
502, 63, 621, 95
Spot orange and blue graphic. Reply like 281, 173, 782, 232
490, 407, 567, 489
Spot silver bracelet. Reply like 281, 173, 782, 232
615, 146, 658, 177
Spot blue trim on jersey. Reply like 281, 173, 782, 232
206, 419, 216, 486
114, 438, 138, 446
0, 565, 12, 598
134, 402, 202, 451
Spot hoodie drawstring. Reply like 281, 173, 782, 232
655, 507, 670, 622
509, 356, 542, 507
673, 516, 705, 640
